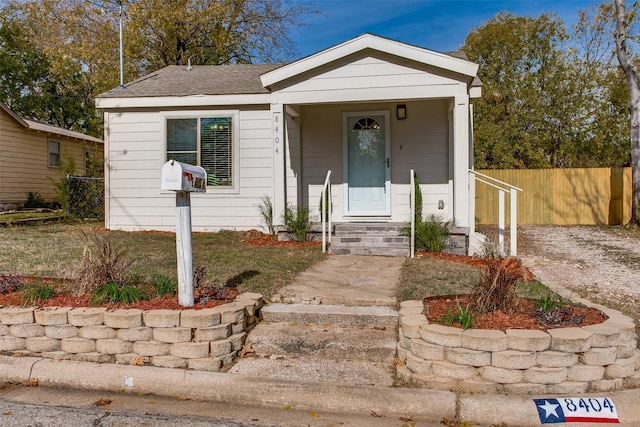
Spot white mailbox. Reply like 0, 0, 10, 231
161, 159, 206, 307
161, 160, 206, 192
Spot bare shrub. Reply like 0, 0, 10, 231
75, 230, 135, 296
470, 256, 523, 313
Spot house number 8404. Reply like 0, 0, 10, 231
274, 114, 281, 150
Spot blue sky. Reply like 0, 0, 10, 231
292, 0, 602, 56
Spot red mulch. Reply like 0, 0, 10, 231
424, 295, 606, 332
0, 276, 236, 310
416, 251, 535, 281
417, 252, 606, 331
243, 231, 321, 248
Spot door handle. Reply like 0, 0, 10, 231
386, 158, 390, 168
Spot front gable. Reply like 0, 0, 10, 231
260, 33, 479, 104
266, 49, 473, 104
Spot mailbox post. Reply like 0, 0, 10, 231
161, 160, 206, 307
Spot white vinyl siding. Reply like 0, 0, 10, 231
273, 52, 469, 105
105, 109, 273, 232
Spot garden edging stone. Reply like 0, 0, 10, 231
0, 292, 263, 373
397, 296, 640, 394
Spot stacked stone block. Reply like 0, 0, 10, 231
396, 300, 640, 394
0, 293, 263, 373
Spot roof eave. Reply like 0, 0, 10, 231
96, 93, 273, 109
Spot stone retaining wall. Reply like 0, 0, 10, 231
397, 300, 640, 394
0, 292, 263, 372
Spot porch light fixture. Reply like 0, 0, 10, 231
396, 104, 407, 120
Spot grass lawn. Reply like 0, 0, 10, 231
397, 255, 551, 303
1, 221, 551, 304
0, 220, 327, 298
0, 210, 66, 224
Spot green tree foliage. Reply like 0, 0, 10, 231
1, 0, 316, 137
463, 12, 630, 169
5, 0, 316, 100
125, 0, 313, 71
0, 9, 101, 136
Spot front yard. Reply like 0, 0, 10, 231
0, 221, 326, 299
2, 221, 635, 333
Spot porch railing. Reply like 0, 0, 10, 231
321, 170, 332, 253
409, 169, 416, 258
469, 170, 523, 256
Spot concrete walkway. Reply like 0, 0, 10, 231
273, 254, 402, 306
2, 254, 640, 426
229, 255, 402, 386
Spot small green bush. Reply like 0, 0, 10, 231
401, 214, 451, 252
536, 291, 564, 312
413, 173, 422, 223
257, 195, 276, 235
282, 203, 311, 242
152, 274, 176, 297
24, 191, 48, 209
439, 297, 474, 330
91, 281, 145, 305
20, 281, 56, 306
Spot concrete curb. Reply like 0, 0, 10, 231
12, 357, 456, 422
3, 356, 640, 425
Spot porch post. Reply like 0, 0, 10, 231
452, 94, 470, 228
272, 103, 286, 226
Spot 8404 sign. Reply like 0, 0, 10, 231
273, 112, 281, 154
534, 397, 619, 424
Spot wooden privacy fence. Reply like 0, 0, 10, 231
475, 167, 632, 225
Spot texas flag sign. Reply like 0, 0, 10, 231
534, 398, 620, 424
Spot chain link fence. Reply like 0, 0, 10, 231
66, 176, 104, 219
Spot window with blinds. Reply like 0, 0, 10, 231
166, 117, 233, 188
201, 117, 232, 186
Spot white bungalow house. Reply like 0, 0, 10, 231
96, 34, 485, 255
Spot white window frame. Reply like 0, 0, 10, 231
48, 140, 61, 168
163, 111, 240, 194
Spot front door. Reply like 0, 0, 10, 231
344, 111, 390, 216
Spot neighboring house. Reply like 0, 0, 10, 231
0, 103, 103, 210
96, 34, 482, 245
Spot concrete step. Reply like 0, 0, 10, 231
334, 223, 406, 236
330, 246, 409, 256
329, 223, 409, 257
331, 235, 409, 244
261, 303, 398, 328
229, 354, 395, 386
240, 322, 397, 362
229, 318, 398, 386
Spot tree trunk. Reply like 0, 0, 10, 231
613, 0, 640, 223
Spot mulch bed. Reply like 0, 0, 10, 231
424, 294, 607, 332
0, 276, 236, 310
243, 231, 321, 248
418, 253, 606, 331
416, 251, 535, 281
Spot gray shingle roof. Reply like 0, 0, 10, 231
24, 118, 103, 144
0, 103, 102, 144
97, 64, 283, 98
